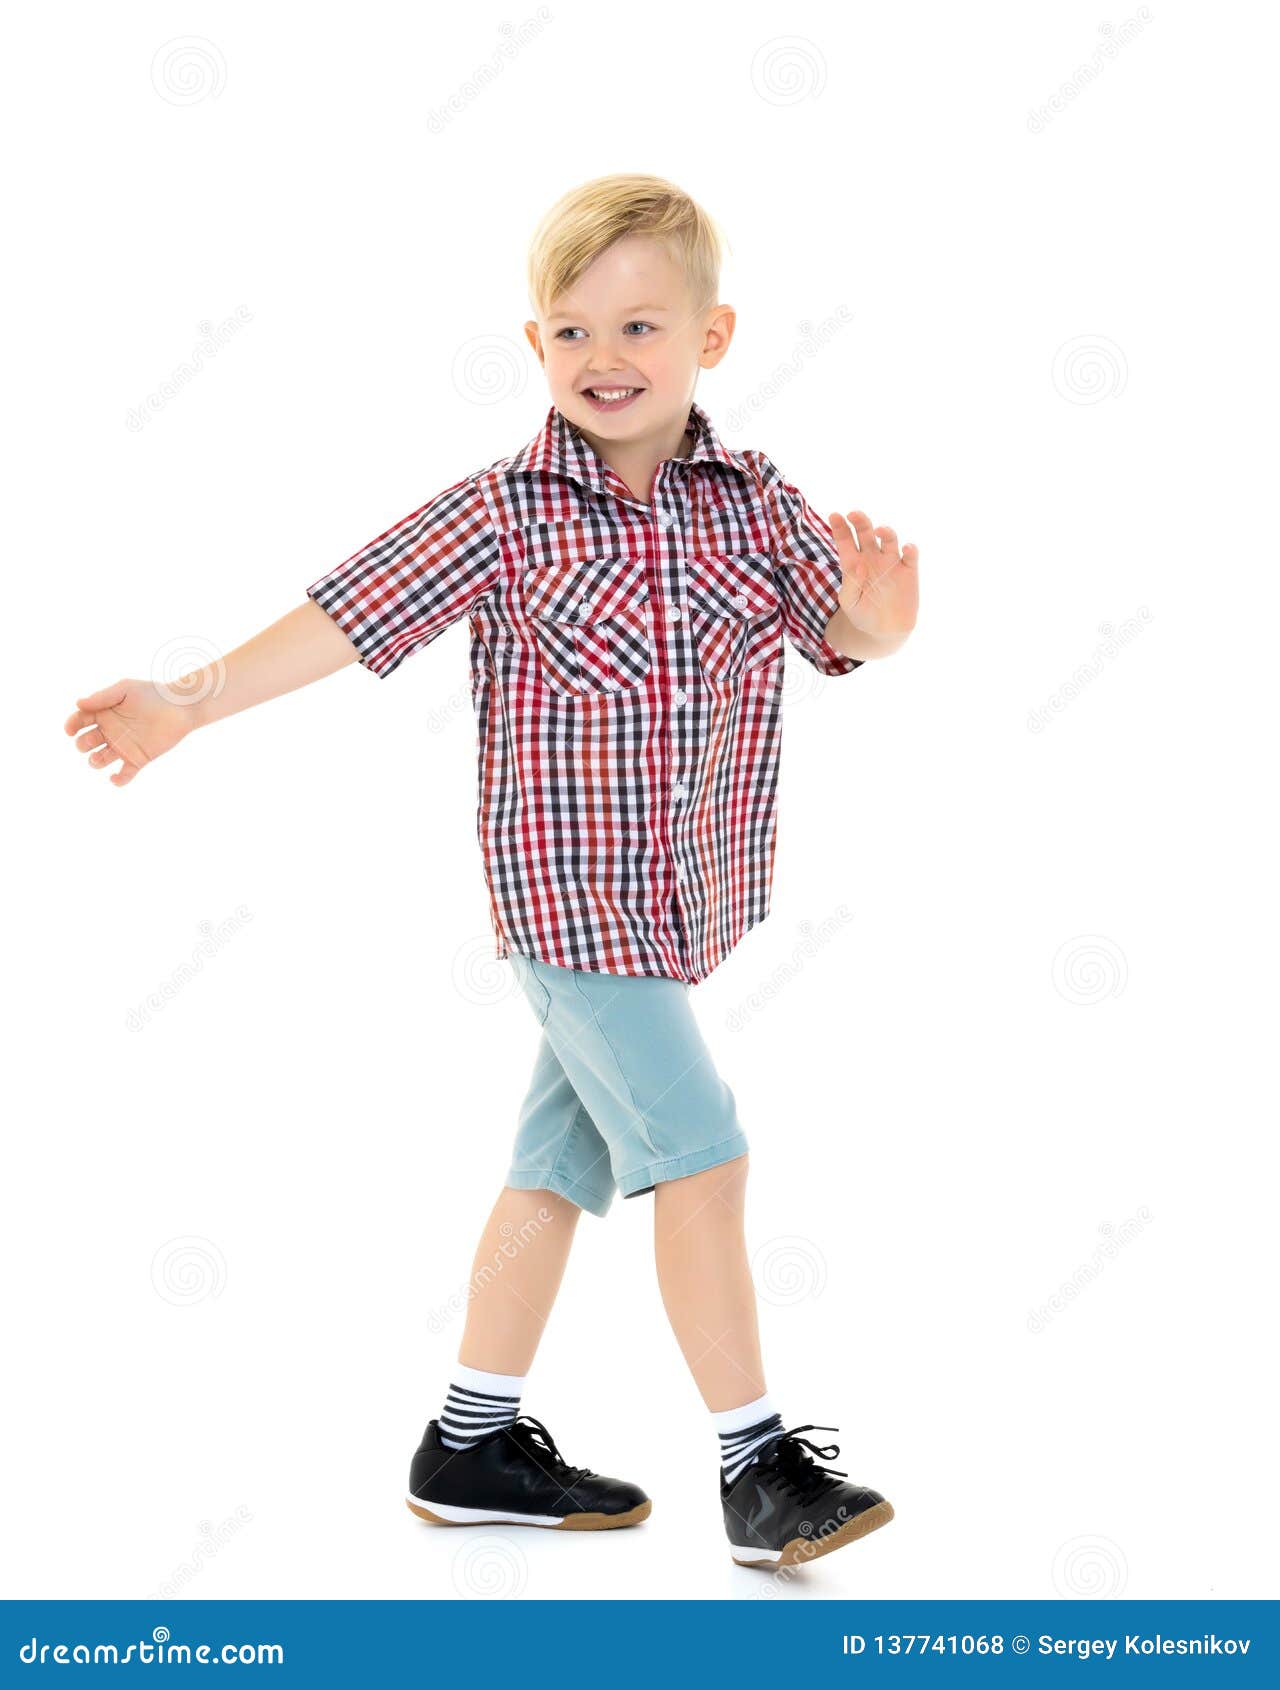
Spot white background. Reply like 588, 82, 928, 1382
4, 0, 1277, 1603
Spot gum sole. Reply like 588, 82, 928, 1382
407, 1497, 651, 1531
732, 1498, 895, 1568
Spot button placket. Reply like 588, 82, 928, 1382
650, 484, 696, 969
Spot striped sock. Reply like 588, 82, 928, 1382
714, 1392, 784, 1484
438, 1363, 525, 1450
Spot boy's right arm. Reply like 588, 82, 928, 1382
64, 599, 359, 788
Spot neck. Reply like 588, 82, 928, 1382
572, 407, 696, 506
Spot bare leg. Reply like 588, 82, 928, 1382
652, 1154, 766, 1411
455, 1186, 583, 1375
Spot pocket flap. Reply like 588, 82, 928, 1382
522, 554, 648, 625
686, 552, 777, 619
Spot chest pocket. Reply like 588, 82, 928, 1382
686, 552, 783, 683
522, 553, 652, 697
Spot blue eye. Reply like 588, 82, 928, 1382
555, 322, 656, 340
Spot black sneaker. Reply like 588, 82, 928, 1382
721, 1423, 893, 1568
406, 1414, 651, 1531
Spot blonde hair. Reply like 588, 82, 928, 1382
526, 173, 728, 322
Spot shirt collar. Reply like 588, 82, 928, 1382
509, 398, 751, 499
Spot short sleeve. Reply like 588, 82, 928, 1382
756, 453, 863, 677
305, 475, 500, 678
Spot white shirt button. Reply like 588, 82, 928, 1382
673, 690, 687, 706
672, 782, 687, 799
658, 511, 676, 528
667, 604, 682, 623
733, 594, 749, 610
675, 863, 686, 880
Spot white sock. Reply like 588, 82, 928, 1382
714, 1391, 784, 1484
438, 1363, 526, 1450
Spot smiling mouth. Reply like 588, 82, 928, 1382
583, 386, 644, 403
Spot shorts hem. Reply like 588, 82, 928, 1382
504, 1167, 614, 1219
616, 1132, 750, 1198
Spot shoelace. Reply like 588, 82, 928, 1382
757, 1424, 848, 1503
506, 1415, 594, 1484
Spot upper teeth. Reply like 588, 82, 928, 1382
590, 387, 638, 399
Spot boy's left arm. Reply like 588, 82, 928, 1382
823, 509, 919, 660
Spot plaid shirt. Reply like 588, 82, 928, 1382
305, 400, 863, 984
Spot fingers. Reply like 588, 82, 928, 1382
75, 682, 128, 714
65, 682, 144, 787
842, 512, 918, 570
66, 682, 128, 737
874, 525, 900, 559
65, 682, 128, 737
847, 511, 879, 553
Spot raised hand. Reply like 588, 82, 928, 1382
829, 510, 919, 639
63, 679, 198, 788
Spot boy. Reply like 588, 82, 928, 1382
65, 174, 918, 1571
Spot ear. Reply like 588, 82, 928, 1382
524, 320, 544, 364
699, 303, 736, 371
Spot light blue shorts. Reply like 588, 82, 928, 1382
505, 950, 750, 1218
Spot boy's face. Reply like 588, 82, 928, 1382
524, 234, 734, 445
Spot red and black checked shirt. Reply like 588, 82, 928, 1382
305, 400, 862, 984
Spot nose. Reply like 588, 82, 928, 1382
583, 332, 631, 373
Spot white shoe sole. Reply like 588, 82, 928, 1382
406, 1494, 651, 1531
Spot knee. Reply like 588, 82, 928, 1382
663, 1152, 750, 1213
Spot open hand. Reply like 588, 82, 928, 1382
64, 679, 196, 788
829, 510, 919, 639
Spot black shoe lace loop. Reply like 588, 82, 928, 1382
759, 1423, 848, 1502
507, 1415, 594, 1483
